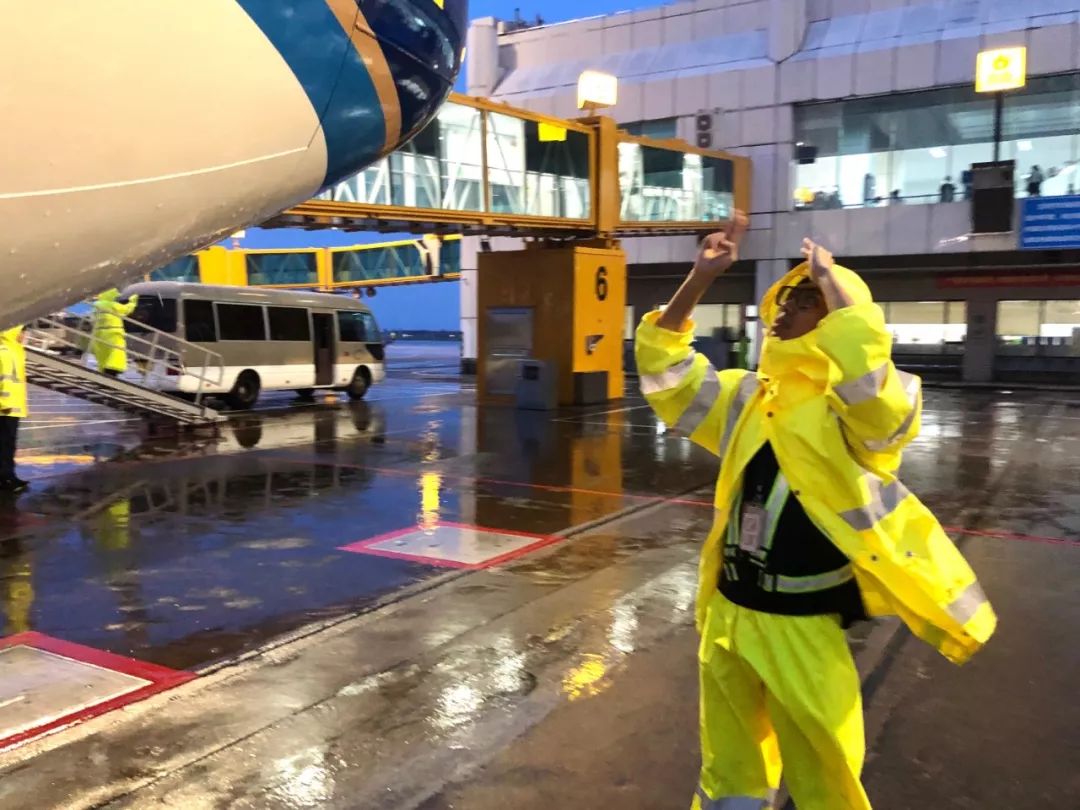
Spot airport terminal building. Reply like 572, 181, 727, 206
463, 0, 1080, 384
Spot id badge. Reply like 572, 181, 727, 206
739, 503, 766, 554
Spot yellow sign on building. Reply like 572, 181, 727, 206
975, 47, 1027, 93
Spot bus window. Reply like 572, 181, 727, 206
184, 300, 217, 342
217, 304, 267, 341
128, 296, 177, 334
268, 307, 311, 341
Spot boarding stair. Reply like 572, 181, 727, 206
23, 313, 226, 427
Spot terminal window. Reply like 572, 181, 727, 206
880, 301, 966, 350
997, 300, 1080, 348
792, 74, 1080, 209
622, 118, 678, 140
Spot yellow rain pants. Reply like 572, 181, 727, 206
692, 591, 871, 810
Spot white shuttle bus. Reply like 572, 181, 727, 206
121, 282, 385, 409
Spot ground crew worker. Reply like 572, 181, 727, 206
91, 288, 138, 377
0, 326, 28, 493
636, 214, 996, 810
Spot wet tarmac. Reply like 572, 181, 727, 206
0, 343, 714, 672
0, 343, 1077, 808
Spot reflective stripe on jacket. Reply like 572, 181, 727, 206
636, 263, 995, 665
0, 327, 27, 418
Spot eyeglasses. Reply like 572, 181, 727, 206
777, 284, 825, 311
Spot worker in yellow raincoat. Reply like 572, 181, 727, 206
0, 326, 28, 493
636, 213, 996, 810
91, 288, 138, 376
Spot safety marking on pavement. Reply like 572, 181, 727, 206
339, 521, 561, 569
0, 511, 49, 534
268, 453, 716, 509
946, 526, 1080, 547
552, 404, 653, 422
0, 632, 195, 752
21, 418, 142, 432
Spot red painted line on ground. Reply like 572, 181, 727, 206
266, 452, 716, 509
944, 526, 1079, 547
339, 520, 561, 569
258, 453, 1080, 548
0, 632, 196, 752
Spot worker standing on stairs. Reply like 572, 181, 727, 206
0, 326, 28, 493
91, 289, 138, 377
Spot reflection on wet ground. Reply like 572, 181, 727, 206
1, 354, 1078, 679
0, 361, 717, 671
0, 341, 1078, 808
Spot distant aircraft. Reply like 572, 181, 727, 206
0, 0, 466, 329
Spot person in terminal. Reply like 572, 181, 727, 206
635, 215, 996, 810
862, 173, 875, 206
91, 288, 138, 377
1027, 165, 1044, 197
940, 175, 956, 203
0, 326, 28, 493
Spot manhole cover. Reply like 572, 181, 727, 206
0, 646, 150, 742
0, 633, 195, 750
340, 521, 558, 568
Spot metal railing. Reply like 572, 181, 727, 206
24, 312, 225, 414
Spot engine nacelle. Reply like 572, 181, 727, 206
0, 0, 466, 329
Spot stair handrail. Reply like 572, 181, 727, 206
24, 313, 225, 415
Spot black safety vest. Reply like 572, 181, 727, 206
719, 442, 867, 627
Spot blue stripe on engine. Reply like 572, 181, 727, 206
236, 0, 388, 189
361, 0, 457, 143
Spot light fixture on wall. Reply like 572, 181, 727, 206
928, 147, 947, 159
577, 70, 618, 111
1017, 140, 1033, 152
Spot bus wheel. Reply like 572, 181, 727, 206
346, 368, 370, 401
227, 371, 261, 410
295, 388, 315, 401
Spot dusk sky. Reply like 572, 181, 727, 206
242, 2, 663, 332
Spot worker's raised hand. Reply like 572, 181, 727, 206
801, 238, 834, 284
693, 210, 749, 280
801, 237, 854, 311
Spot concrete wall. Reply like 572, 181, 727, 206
470, 0, 1080, 276
461, 0, 1080, 382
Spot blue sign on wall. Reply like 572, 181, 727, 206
1019, 195, 1080, 250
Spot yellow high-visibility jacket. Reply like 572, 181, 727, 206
0, 327, 27, 418
636, 262, 995, 664
92, 289, 138, 373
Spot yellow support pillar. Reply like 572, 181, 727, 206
316, 248, 333, 290
477, 241, 627, 406
589, 115, 622, 237
197, 246, 248, 286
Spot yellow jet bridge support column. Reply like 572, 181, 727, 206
477, 239, 626, 406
